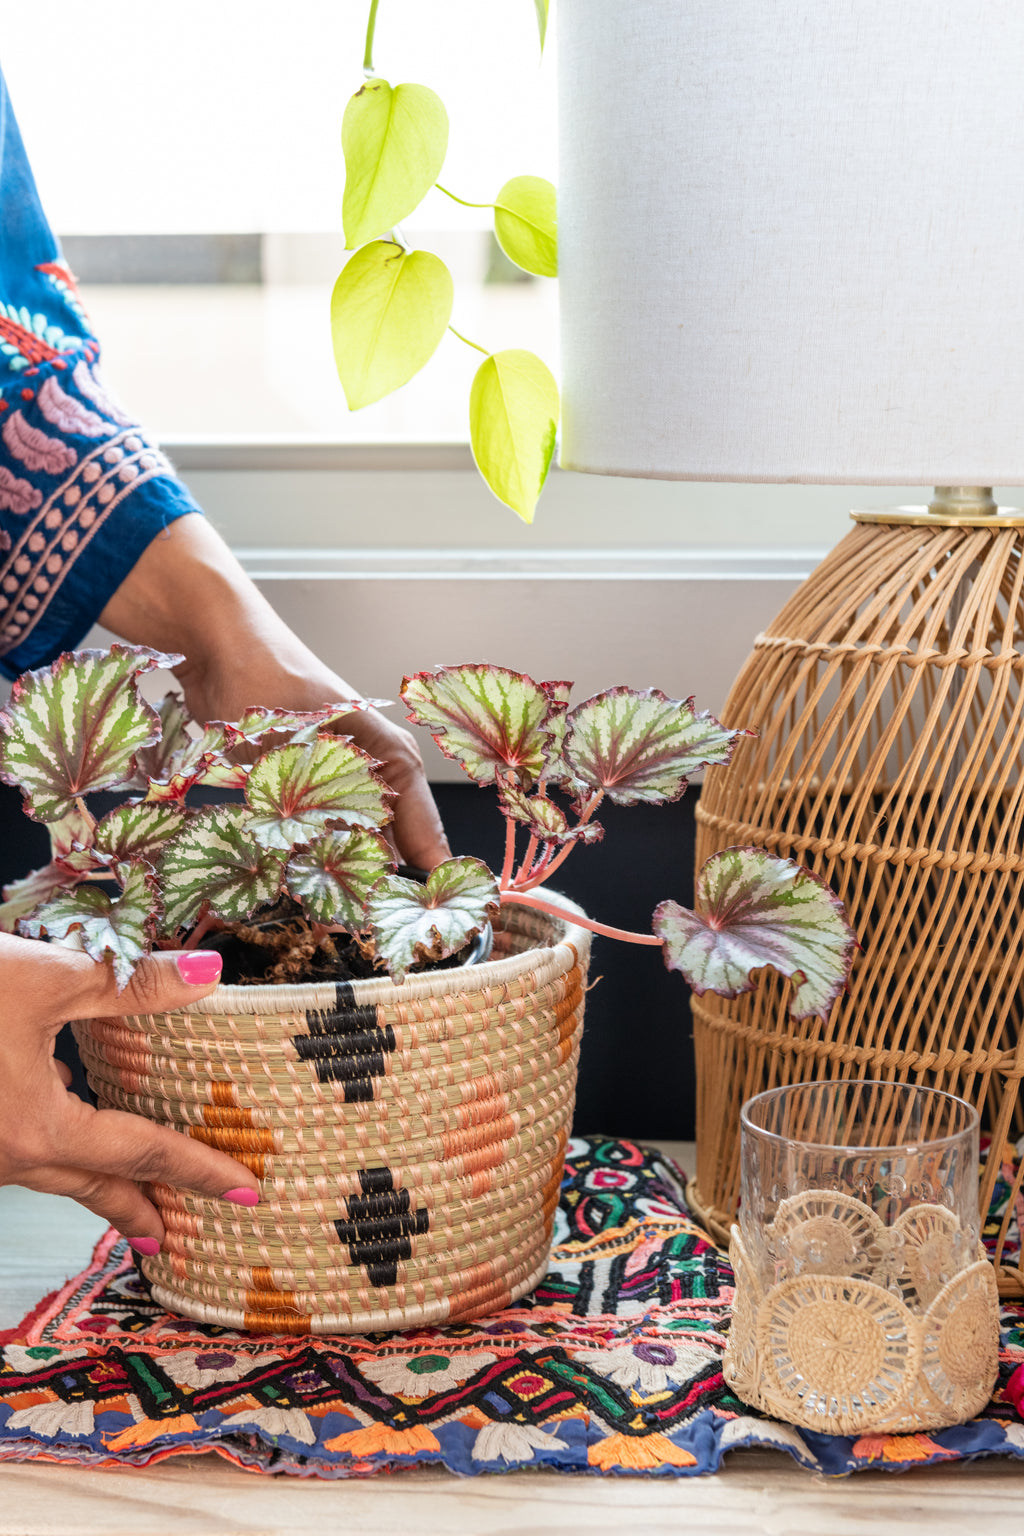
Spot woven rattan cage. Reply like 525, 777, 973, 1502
73, 900, 590, 1333
691, 517, 1024, 1296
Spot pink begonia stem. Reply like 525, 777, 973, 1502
500, 889, 662, 946
513, 831, 540, 887
512, 790, 605, 891
181, 907, 225, 950
500, 814, 517, 888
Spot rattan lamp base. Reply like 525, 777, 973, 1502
694, 495, 1024, 1296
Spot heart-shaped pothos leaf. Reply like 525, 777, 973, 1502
497, 780, 604, 847
21, 860, 159, 990
0, 646, 179, 822
564, 688, 745, 807
159, 806, 287, 934
286, 829, 395, 928
653, 847, 858, 1021
245, 739, 391, 851
402, 665, 566, 786
367, 857, 499, 982
95, 803, 187, 867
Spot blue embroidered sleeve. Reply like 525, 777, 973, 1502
0, 66, 203, 679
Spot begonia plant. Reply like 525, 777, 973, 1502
0, 647, 857, 1017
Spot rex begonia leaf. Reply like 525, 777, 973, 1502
21, 859, 158, 991
367, 857, 499, 982
244, 738, 390, 852
143, 721, 241, 803
564, 688, 745, 807
0, 861, 83, 934
95, 802, 187, 867
159, 805, 287, 934
653, 847, 858, 1021
0, 646, 179, 823
47, 802, 97, 858
493, 176, 557, 278
286, 828, 395, 929
342, 80, 448, 249
131, 692, 192, 786
497, 779, 604, 847
401, 664, 566, 787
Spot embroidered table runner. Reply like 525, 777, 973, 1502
2, 1136, 1023, 1477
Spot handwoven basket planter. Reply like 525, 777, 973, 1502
691, 519, 1024, 1294
73, 900, 590, 1333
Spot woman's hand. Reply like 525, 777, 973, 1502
0, 936, 260, 1253
99, 514, 451, 870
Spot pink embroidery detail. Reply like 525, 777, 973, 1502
0, 465, 43, 517
12, 557, 29, 575
72, 361, 134, 429
44, 510, 61, 529
82, 463, 101, 483
1, 410, 77, 475
37, 376, 111, 439
64, 486, 81, 506
28, 533, 44, 552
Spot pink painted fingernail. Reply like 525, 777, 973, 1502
128, 1237, 161, 1257
223, 1187, 260, 1207
175, 951, 223, 985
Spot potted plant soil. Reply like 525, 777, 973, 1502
0, 647, 856, 1333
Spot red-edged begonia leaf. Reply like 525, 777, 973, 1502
159, 805, 287, 934
653, 847, 858, 1020
0, 646, 179, 822
47, 802, 97, 858
95, 802, 187, 867
401, 664, 566, 786
286, 828, 395, 928
245, 739, 391, 851
0, 861, 84, 934
564, 688, 744, 806
230, 699, 390, 747
144, 721, 242, 803
131, 692, 193, 786
367, 856, 499, 981
21, 859, 159, 990
497, 779, 604, 847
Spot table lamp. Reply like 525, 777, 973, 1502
558, 0, 1024, 1289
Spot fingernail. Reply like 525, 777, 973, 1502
223, 1187, 260, 1207
128, 1237, 161, 1257
176, 951, 223, 986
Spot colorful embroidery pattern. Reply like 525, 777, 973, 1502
0, 1136, 1022, 1478
0, 357, 176, 658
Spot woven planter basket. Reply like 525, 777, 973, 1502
73, 900, 591, 1333
691, 520, 1024, 1296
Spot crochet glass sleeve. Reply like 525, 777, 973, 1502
0, 65, 203, 679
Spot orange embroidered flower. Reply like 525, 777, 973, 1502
323, 1422, 440, 1456
588, 1431, 696, 1470
852, 1433, 953, 1463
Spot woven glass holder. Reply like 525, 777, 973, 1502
72, 900, 590, 1334
723, 1079, 1000, 1435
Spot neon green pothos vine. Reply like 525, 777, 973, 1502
331, 0, 557, 523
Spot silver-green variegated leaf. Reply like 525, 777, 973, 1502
244, 738, 390, 852
0, 646, 179, 823
95, 802, 186, 867
565, 688, 745, 807
401, 665, 565, 787
367, 857, 499, 982
653, 847, 858, 1021
286, 828, 394, 928
498, 780, 604, 847
230, 703, 383, 744
131, 692, 192, 787
21, 860, 158, 991
159, 806, 287, 934
342, 79, 448, 248
144, 721, 239, 803
0, 861, 82, 934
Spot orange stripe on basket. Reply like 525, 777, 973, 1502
441, 1115, 516, 1162
210, 1080, 239, 1108
243, 1311, 311, 1335
244, 1285, 300, 1313
189, 1097, 272, 1177
454, 1091, 511, 1130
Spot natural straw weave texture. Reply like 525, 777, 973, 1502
692, 520, 1024, 1295
72, 901, 590, 1333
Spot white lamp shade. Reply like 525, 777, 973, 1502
558, 2, 1024, 483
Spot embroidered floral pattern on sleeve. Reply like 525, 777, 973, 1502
0, 354, 179, 661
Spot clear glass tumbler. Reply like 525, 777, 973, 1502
723, 1079, 999, 1435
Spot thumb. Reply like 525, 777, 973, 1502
61, 948, 224, 1022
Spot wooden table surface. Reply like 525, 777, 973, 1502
1, 1144, 1021, 1536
